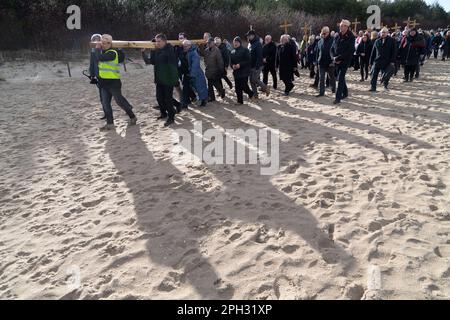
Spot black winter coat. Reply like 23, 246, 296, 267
369, 36, 397, 68
331, 31, 356, 66
276, 41, 297, 82
230, 45, 252, 79
262, 41, 277, 67
356, 40, 373, 62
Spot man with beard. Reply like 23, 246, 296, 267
368, 27, 397, 92
276, 34, 298, 96
262, 35, 278, 90
246, 30, 270, 99
330, 19, 355, 104
315, 27, 336, 98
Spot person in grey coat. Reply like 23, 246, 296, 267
204, 38, 225, 102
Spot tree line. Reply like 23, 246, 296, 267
0, 0, 449, 53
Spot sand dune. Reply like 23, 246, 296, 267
0, 58, 449, 299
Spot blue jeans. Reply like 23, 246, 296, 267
335, 64, 349, 101
100, 81, 135, 124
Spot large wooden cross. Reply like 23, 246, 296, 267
351, 18, 361, 33
280, 20, 293, 34
90, 39, 206, 49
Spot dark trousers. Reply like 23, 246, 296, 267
371, 64, 394, 89
360, 58, 369, 80
404, 65, 416, 80
434, 48, 439, 59
282, 79, 294, 94
207, 77, 224, 101
234, 77, 254, 104
353, 55, 360, 70
222, 69, 233, 88
319, 65, 336, 95
414, 62, 420, 78
309, 63, 316, 78
100, 81, 135, 125
181, 75, 197, 107
335, 64, 349, 101
156, 84, 176, 120
263, 64, 277, 89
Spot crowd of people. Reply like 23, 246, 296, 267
89, 20, 450, 130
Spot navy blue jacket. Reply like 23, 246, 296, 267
316, 36, 334, 66
249, 37, 264, 69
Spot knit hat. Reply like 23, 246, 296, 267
233, 36, 242, 44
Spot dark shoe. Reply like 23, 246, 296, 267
309, 84, 318, 88
342, 94, 348, 100
100, 124, 115, 131
359, 79, 365, 82
164, 119, 175, 127
128, 117, 137, 126
176, 105, 182, 114
403, 79, 409, 83
220, 90, 226, 99
100, 115, 106, 120
333, 100, 341, 105
315, 94, 324, 97
152, 105, 160, 110
369, 88, 377, 92
157, 114, 167, 120
200, 100, 207, 107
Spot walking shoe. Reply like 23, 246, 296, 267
128, 117, 137, 126
265, 87, 270, 97
100, 115, 106, 120
369, 88, 377, 92
333, 100, 341, 105
359, 79, 365, 82
100, 124, 115, 131
157, 114, 167, 120
315, 94, 324, 97
200, 100, 207, 107
383, 85, 389, 91
164, 119, 175, 127
220, 90, 226, 99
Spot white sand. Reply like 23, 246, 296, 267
0, 58, 449, 300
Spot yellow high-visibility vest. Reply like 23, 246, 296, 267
98, 49, 120, 79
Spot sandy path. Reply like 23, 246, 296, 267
0, 58, 449, 299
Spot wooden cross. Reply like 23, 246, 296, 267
280, 20, 293, 34
351, 18, 361, 33
302, 23, 311, 36
403, 17, 413, 28
392, 23, 401, 33
410, 20, 420, 28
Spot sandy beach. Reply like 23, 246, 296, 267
0, 57, 449, 300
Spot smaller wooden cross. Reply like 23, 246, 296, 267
351, 18, 361, 33
392, 23, 401, 33
280, 20, 293, 34
403, 17, 413, 28
410, 20, 421, 28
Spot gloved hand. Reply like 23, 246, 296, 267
90, 77, 98, 85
